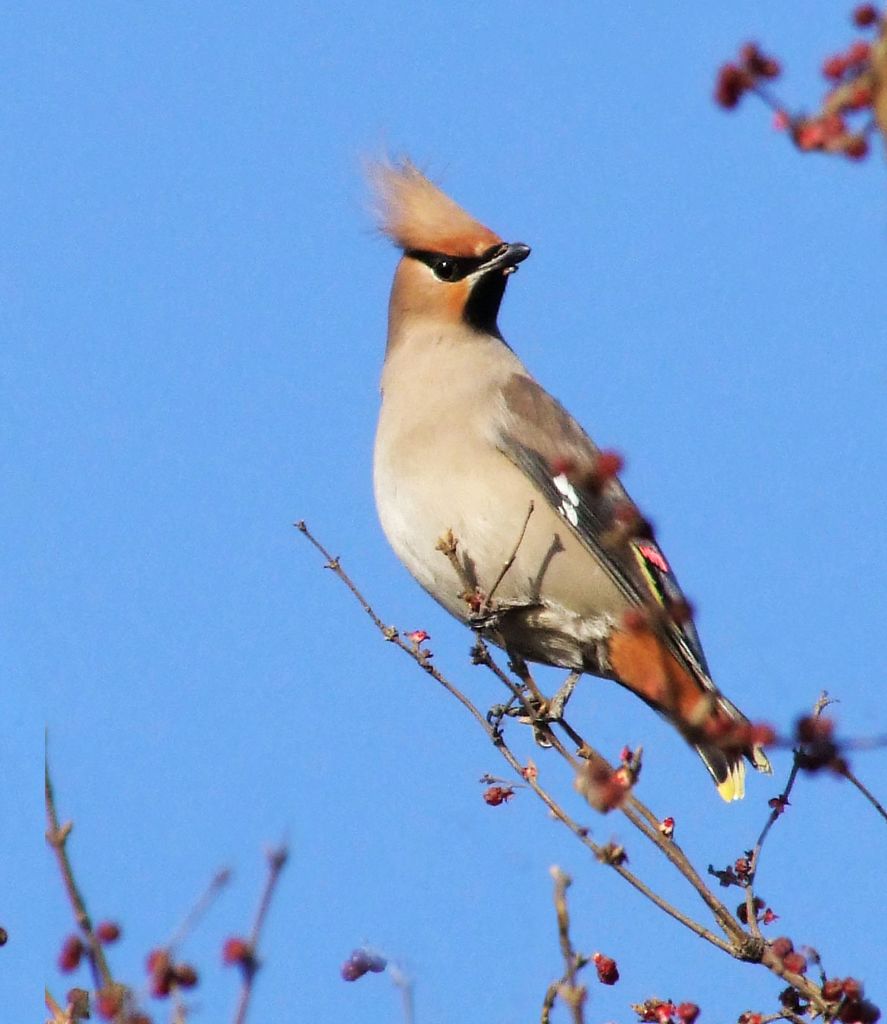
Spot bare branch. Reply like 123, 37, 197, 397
231, 844, 289, 1024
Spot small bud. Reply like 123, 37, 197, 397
773, 110, 790, 131
594, 450, 624, 483
844, 134, 869, 160
822, 54, 848, 79
405, 629, 430, 646
822, 978, 844, 1001
782, 951, 807, 975
592, 951, 619, 985
222, 937, 253, 966
96, 921, 121, 944
715, 63, 749, 108
482, 785, 515, 806
676, 1003, 700, 1024
853, 5, 879, 27
58, 935, 84, 973
768, 794, 790, 814
146, 948, 171, 975
173, 963, 199, 989
846, 40, 871, 65
341, 959, 366, 981
658, 816, 675, 840
770, 936, 794, 958
843, 979, 863, 1001
796, 716, 834, 742
762, 907, 779, 925
95, 988, 123, 1020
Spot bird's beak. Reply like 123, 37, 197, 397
478, 242, 532, 276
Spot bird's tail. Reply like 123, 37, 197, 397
693, 692, 772, 802
607, 627, 772, 802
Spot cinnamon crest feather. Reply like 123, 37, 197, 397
368, 158, 502, 257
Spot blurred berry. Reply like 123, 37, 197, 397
770, 937, 794, 958
173, 963, 199, 989
59, 935, 84, 973
96, 921, 121, 944
677, 1003, 700, 1024
783, 952, 807, 975
853, 5, 879, 27
222, 936, 253, 966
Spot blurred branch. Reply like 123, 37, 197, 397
45, 751, 115, 993
231, 844, 289, 1024
542, 867, 588, 1024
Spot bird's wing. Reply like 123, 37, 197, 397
496, 372, 709, 676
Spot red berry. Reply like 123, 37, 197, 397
96, 988, 123, 1020
783, 951, 807, 975
595, 450, 624, 481
715, 63, 748, 109
853, 5, 879, 26
797, 715, 834, 741
822, 978, 844, 1001
846, 40, 872, 65
222, 937, 253, 966
847, 84, 873, 109
843, 979, 864, 1000
482, 785, 515, 806
822, 54, 848, 79
341, 959, 366, 981
96, 921, 121, 944
845, 134, 870, 160
677, 1003, 700, 1024
58, 935, 84, 973
146, 948, 170, 975
592, 951, 619, 985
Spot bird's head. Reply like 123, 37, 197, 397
368, 159, 530, 340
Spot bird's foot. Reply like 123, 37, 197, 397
547, 670, 582, 721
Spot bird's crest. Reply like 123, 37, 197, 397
367, 158, 502, 258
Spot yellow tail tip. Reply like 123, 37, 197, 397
717, 760, 746, 802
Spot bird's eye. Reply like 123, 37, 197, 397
433, 257, 459, 281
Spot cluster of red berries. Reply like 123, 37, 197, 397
632, 998, 701, 1023
769, 936, 808, 976
715, 43, 781, 109
144, 948, 199, 998
340, 947, 387, 982
717, 7, 882, 161
703, 718, 776, 756
58, 920, 122, 973
821, 976, 881, 1023
736, 896, 778, 927
794, 715, 848, 773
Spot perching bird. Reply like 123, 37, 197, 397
369, 159, 770, 800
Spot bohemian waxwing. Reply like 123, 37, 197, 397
370, 159, 771, 800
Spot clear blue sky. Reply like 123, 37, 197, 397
6, 3, 886, 1021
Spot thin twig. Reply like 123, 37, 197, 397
295, 523, 842, 1009
839, 764, 887, 825
44, 752, 114, 993
486, 500, 534, 607
547, 867, 587, 1024
231, 845, 289, 1024
168, 868, 231, 952
296, 522, 733, 954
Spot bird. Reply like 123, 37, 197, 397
369, 158, 770, 801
